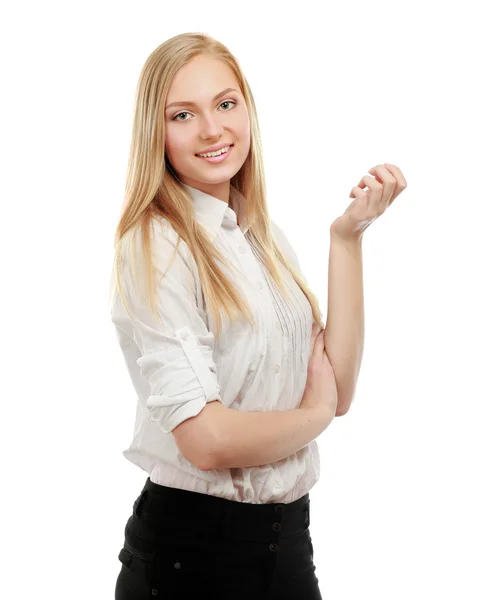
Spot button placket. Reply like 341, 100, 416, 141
235, 238, 268, 297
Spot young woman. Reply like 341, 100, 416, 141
110, 32, 406, 600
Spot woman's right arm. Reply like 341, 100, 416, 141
197, 325, 337, 471
199, 401, 332, 471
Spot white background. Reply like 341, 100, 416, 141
2, 0, 496, 598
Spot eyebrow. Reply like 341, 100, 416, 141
165, 87, 239, 110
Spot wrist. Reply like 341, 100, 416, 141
330, 225, 363, 247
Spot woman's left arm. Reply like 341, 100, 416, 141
323, 163, 408, 416
324, 234, 364, 417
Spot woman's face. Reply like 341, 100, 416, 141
164, 55, 251, 201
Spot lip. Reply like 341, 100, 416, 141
195, 143, 234, 155
196, 144, 233, 164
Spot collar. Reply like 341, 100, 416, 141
181, 182, 248, 241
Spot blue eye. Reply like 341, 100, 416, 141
173, 100, 236, 121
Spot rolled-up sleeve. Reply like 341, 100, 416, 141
111, 219, 222, 434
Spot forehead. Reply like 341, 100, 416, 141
166, 55, 240, 103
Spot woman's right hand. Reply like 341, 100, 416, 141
299, 321, 338, 420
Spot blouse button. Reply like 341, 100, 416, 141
274, 364, 280, 373
257, 282, 263, 289
180, 332, 189, 341
274, 481, 281, 489
238, 245, 247, 254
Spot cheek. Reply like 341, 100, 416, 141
164, 126, 178, 152
164, 129, 191, 161
235, 111, 251, 144
237, 119, 251, 154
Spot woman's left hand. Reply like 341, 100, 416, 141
330, 163, 408, 242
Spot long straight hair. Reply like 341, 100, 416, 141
109, 32, 324, 336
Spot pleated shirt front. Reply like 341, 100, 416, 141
110, 182, 320, 504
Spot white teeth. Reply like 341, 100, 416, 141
198, 145, 230, 158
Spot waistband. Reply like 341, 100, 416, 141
133, 477, 311, 542
145, 476, 308, 509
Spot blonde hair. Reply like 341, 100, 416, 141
109, 32, 324, 336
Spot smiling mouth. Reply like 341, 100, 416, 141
195, 144, 234, 157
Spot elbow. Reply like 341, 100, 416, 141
198, 454, 218, 471
335, 395, 354, 417
193, 445, 219, 471
176, 429, 219, 472
172, 399, 224, 472
198, 435, 224, 471
193, 457, 215, 472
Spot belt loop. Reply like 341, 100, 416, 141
305, 504, 310, 527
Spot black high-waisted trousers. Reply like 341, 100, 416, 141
115, 477, 322, 599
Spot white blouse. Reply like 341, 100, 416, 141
110, 182, 320, 504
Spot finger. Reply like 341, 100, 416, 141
357, 174, 381, 191
383, 163, 408, 195
310, 322, 320, 347
313, 330, 325, 355
311, 322, 324, 347
384, 163, 407, 186
367, 165, 396, 207
349, 186, 368, 199
356, 174, 382, 209
367, 164, 396, 186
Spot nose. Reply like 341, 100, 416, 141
199, 112, 225, 140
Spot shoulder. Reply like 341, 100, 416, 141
269, 218, 288, 249
270, 218, 301, 270
114, 216, 200, 310
126, 216, 197, 274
